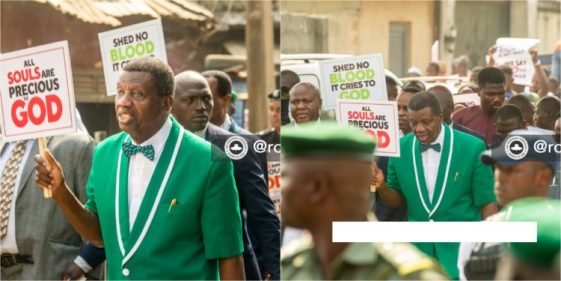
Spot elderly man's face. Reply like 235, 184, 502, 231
173, 79, 213, 132
408, 107, 443, 144
115, 71, 170, 143
289, 85, 321, 123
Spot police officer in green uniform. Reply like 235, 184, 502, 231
280, 122, 449, 280
495, 198, 560, 280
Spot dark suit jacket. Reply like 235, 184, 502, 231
206, 124, 280, 280
451, 123, 486, 146
226, 117, 269, 184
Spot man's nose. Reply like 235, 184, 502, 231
194, 98, 206, 110
413, 124, 424, 133
116, 92, 132, 107
495, 169, 506, 185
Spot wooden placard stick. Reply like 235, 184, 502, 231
37, 137, 52, 198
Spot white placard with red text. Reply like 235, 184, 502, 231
336, 100, 400, 157
0, 41, 76, 142
495, 38, 540, 86
99, 19, 167, 96
453, 93, 480, 107
268, 161, 281, 216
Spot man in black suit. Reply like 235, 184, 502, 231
173, 71, 280, 280
201, 70, 269, 183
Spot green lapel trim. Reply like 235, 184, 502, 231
429, 125, 454, 218
412, 125, 455, 219
125, 118, 181, 250
412, 137, 432, 210
431, 125, 452, 210
118, 144, 131, 244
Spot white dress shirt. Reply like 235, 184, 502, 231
0, 139, 35, 254
193, 125, 208, 139
421, 124, 445, 203
127, 119, 171, 230
219, 114, 233, 131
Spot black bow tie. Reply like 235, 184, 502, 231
419, 143, 441, 152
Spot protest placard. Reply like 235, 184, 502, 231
1, 41, 76, 142
336, 101, 400, 157
453, 93, 480, 107
495, 38, 540, 86
320, 54, 388, 109
99, 19, 167, 95
267, 161, 281, 216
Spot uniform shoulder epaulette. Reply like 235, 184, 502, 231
373, 242, 439, 277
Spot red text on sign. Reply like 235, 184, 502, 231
11, 94, 63, 128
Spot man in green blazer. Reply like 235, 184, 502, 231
34, 57, 245, 280
374, 91, 497, 279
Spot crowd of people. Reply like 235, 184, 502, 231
1, 57, 281, 280
1, 40, 560, 280
279, 42, 560, 280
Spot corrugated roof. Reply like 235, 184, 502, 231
34, 0, 213, 26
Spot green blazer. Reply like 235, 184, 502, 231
85, 117, 244, 280
387, 124, 495, 279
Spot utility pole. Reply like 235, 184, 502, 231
245, 0, 275, 132
439, 0, 456, 74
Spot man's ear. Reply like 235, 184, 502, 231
307, 171, 329, 204
224, 94, 232, 105
163, 95, 174, 112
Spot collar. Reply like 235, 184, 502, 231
432, 124, 445, 146
220, 114, 232, 131
131, 119, 172, 160
193, 124, 208, 139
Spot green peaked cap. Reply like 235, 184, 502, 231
281, 122, 376, 161
503, 197, 561, 268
